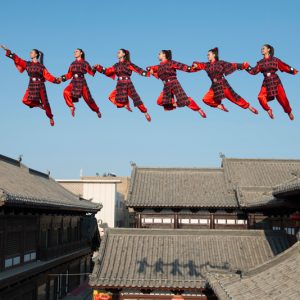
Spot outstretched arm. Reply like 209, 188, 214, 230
245, 62, 260, 75
277, 59, 298, 75
43, 68, 60, 84
129, 62, 149, 77
192, 61, 206, 72
146, 65, 159, 79
222, 61, 247, 76
171, 60, 192, 72
94, 64, 116, 80
61, 66, 73, 82
1, 45, 27, 73
85, 61, 96, 77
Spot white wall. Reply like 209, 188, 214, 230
83, 182, 116, 228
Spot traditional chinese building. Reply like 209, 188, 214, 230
0, 154, 101, 300
127, 158, 300, 238
90, 157, 300, 300
89, 228, 290, 299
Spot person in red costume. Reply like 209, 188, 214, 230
245, 44, 298, 120
147, 50, 206, 118
94, 49, 151, 122
192, 47, 258, 115
1, 45, 60, 126
60, 49, 101, 118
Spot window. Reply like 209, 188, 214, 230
190, 219, 199, 224
200, 219, 210, 224
5, 255, 21, 269
37, 283, 46, 300
285, 227, 295, 235
153, 218, 162, 224
162, 218, 172, 224
215, 219, 226, 224
24, 251, 36, 263
272, 226, 281, 231
180, 219, 190, 224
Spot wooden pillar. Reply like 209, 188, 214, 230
174, 213, 178, 229
137, 213, 142, 228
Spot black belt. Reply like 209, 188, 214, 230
263, 72, 276, 78
73, 73, 84, 79
118, 76, 130, 80
163, 78, 177, 84
212, 77, 224, 83
30, 77, 42, 82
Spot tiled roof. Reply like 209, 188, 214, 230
208, 241, 300, 300
223, 158, 300, 188
0, 154, 101, 212
89, 228, 289, 290
127, 168, 237, 208
127, 158, 300, 209
273, 177, 300, 197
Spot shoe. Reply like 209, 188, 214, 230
288, 112, 294, 121
145, 113, 151, 122
267, 109, 274, 119
70, 107, 75, 117
97, 111, 102, 118
50, 118, 55, 126
125, 105, 132, 112
249, 106, 258, 114
198, 109, 207, 118
218, 104, 229, 112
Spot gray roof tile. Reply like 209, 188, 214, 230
208, 241, 300, 300
0, 154, 101, 212
89, 228, 289, 290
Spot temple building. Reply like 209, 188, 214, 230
90, 157, 300, 300
0, 154, 101, 300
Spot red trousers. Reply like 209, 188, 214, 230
63, 83, 100, 113
108, 89, 147, 113
258, 85, 292, 114
22, 89, 53, 119
203, 88, 250, 109
157, 92, 200, 111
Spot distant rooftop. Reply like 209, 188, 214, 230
0, 154, 101, 212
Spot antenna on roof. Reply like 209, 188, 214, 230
219, 152, 225, 159
47, 170, 51, 177
18, 154, 23, 162
130, 161, 136, 167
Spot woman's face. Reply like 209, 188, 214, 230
118, 50, 125, 60
158, 51, 166, 61
261, 45, 270, 56
74, 49, 82, 59
207, 51, 215, 61
30, 50, 38, 59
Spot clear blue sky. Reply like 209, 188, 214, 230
0, 0, 299, 178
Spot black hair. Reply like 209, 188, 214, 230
77, 48, 85, 60
161, 50, 172, 60
209, 47, 219, 61
120, 49, 131, 62
32, 49, 44, 65
264, 44, 274, 57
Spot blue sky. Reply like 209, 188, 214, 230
0, 0, 299, 178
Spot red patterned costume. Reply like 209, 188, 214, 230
5, 50, 58, 122
61, 59, 100, 115
193, 60, 251, 110
246, 57, 297, 115
95, 61, 148, 113
147, 60, 204, 113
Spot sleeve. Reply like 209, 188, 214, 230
96, 65, 116, 80
86, 61, 96, 76
146, 65, 159, 79
192, 61, 206, 73
171, 60, 193, 72
43, 68, 59, 83
6, 50, 27, 73
277, 59, 298, 74
221, 61, 241, 76
245, 62, 260, 75
129, 63, 149, 77
61, 66, 73, 82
